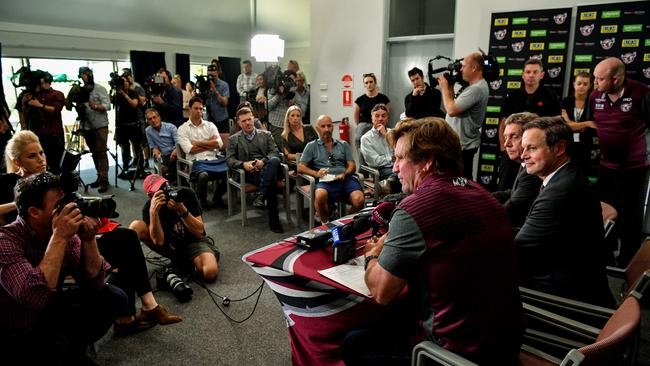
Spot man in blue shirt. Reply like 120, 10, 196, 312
145, 108, 178, 183
299, 115, 364, 223
206, 65, 230, 132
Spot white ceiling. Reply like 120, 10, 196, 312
0, 0, 310, 45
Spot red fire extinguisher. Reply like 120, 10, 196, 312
339, 117, 350, 143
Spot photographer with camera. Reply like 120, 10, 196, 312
79, 66, 112, 193
151, 68, 184, 127
236, 60, 258, 105
111, 73, 145, 180
20, 71, 66, 174
205, 64, 231, 132
0, 171, 127, 364
438, 52, 489, 180
267, 78, 291, 129
130, 174, 220, 282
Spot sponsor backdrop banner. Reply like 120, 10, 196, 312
478, 8, 572, 190
572, 1, 650, 86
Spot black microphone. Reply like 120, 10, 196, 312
338, 214, 372, 240
371, 201, 396, 236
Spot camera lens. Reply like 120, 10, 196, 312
166, 272, 193, 302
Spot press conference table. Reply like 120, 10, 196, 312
242, 218, 388, 366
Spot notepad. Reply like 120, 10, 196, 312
318, 174, 337, 182
318, 256, 371, 297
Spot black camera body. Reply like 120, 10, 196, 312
156, 268, 193, 302
144, 74, 165, 96
332, 238, 357, 264
263, 66, 296, 100
194, 74, 212, 102
108, 72, 125, 92
162, 184, 186, 202
11, 66, 49, 95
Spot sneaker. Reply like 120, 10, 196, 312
252, 194, 266, 210
98, 182, 109, 193
137, 304, 182, 325
269, 216, 284, 233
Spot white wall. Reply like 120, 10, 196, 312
310, 0, 386, 133
454, 0, 637, 59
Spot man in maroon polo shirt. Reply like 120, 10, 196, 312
589, 57, 650, 266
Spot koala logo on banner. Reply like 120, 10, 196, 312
494, 29, 507, 40
529, 54, 543, 60
600, 38, 615, 50
621, 52, 637, 64
643, 68, 650, 79
591, 149, 600, 160
485, 128, 498, 138
490, 79, 502, 90
480, 175, 493, 185
547, 67, 561, 78
580, 24, 595, 36
511, 41, 525, 53
553, 13, 568, 25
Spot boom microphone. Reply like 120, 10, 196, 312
371, 201, 396, 236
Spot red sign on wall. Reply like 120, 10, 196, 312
342, 90, 352, 107
341, 74, 353, 89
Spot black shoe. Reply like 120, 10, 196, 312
212, 196, 227, 209
89, 180, 101, 188
118, 171, 130, 180
98, 182, 109, 193
269, 217, 284, 233
252, 194, 266, 210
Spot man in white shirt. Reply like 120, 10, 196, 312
236, 60, 258, 104
177, 97, 226, 209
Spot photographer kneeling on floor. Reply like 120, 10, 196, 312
130, 174, 220, 282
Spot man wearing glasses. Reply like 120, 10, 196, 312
588, 57, 650, 267
299, 115, 364, 224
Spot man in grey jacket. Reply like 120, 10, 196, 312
227, 107, 284, 233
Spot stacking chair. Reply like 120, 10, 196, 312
411, 297, 641, 366
357, 152, 382, 199
226, 158, 291, 226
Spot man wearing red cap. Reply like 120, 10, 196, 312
129, 174, 219, 281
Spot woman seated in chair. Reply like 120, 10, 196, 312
1, 131, 182, 336
281, 105, 318, 163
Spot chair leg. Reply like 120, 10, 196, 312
308, 198, 315, 229
240, 189, 247, 226
296, 192, 303, 227
284, 189, 291, 224
227, 182, 233, 216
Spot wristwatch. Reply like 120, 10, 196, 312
180, 210, 190, 218
364, 255, 379, 270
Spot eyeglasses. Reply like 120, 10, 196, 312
328, 154, 336, 165
363, 73, 375, 78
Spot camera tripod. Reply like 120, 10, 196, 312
66, 123, 90, 194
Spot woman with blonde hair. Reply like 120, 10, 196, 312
281, 105, 317, 162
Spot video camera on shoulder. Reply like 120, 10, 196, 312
427, 48, 499, 89
263, 65, 296, 100
11, 66, 50, 95
144, 73, 165, 96
108, 72, 125, 92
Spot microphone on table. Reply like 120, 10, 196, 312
371, 201, 396, 237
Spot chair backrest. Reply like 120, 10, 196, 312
176, 143, 187, 159
577, 296, 640, 365
625, 239, 650, 293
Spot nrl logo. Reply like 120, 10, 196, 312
547, 67, 561, 78
643, 68, 650, 79
529, 54, 543, 60
490, 79, 502, 90
485, 128, 498, 138
494, 29, 507, 40
600, 38, 615, 50
580, 24, 595, 36
621, 52, 637, 64
511, 41, 525, 53
621, 102, 632, 112
553, 13, 568, 25
480, 176, 492, 185
591, 149, 600, 160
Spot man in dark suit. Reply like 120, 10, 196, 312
492, 112, 541, 228
516, 116, 613, 306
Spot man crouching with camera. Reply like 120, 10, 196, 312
0, 172, 127, 364
130, 174, 219, 282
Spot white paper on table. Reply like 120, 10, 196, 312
318, 256, 372, 297
318, 174, 337, 182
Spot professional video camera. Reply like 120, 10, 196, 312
263, 65, 295, 100
144, 73, 165, 97
64, 82, 91, 124
427, 48, 499, 89
11, 66, 49, 94
58, 150, 118, 219
108, 72, 124, 91
194, 74, 213, 102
